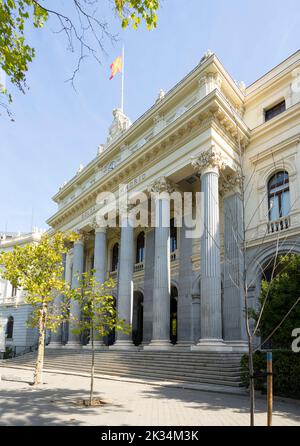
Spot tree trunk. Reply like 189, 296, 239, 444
248, 337, 255, 426
89, 322, 95, 406
33, 305, 47, 385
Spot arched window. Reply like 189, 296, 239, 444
6, 316, 14, 339
111, 243, 119, 272
170, 218, 177, 253
136, 232, 145, 263
268, 171, 290, 221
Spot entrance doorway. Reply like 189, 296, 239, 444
105, 296, 117, 346
170, 285, 178, 344
132, 291, 144, 346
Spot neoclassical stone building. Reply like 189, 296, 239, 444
0, 230, 44, 355
47, 50, 300, 352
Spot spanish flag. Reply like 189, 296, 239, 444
109, 55, 123, 80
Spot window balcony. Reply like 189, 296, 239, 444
110, 269, 118, 278
134, 262, 144, 273
268, 216, 291, 234
2, 297, 18, 307
170, 250, 179, 262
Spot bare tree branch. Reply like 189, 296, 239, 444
32, 0, 118, 89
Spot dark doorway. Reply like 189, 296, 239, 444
6, 316, 14, 340
170, 286, 178, 344
105, 296, 117, 346
132, 291, 144, 346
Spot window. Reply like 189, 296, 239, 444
6, 316, 14, 339
265, 100, 286, 122
111, 243, 119, 272
170, 218, 177, 253
11, 286, 17, 297
136, 232, 145, 264
268, 171, 290, 221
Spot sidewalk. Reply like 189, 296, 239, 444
0, 367, 299, 426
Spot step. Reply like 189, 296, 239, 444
1, 349, 243, 390
36, 360, 241, 375
4, 357, 241, 373
4, 360, 241, 382
5, 363, 242, 387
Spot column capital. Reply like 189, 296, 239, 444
90, 217, 107, 233
148, 176, 177, 194
219, 170, 242, 197
191, 147, 227, 175
73, 229, 85, 245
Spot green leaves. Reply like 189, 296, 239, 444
0, 231, 75, 326
0, 0, 46, 99
257, 254, 300, 348
116, 0, 160, 30
71, 272, 131, 338
0, 0, 160, 110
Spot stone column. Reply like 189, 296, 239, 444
110, 212, 135, 349
172, 221, 194, 350
48, 253, 66, 348
144, 177, 174, 350
62, 250, 72, 344
66, 233, 85, 348
222, 185, 247, 351
142, 228, 155, 344
192, 294, 201, 343
92, 225, 108, 349
191, 148, 230, 351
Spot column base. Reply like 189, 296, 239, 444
46, 342, 64, 349
172, 341, 193, 351
83, 342, 109, 351
191, 338, 233, 352
224, 340, 249, 353
143, 340, 174, 351
63, 342, 83, 349
109, 340, 138, 351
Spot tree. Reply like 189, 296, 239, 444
257, 254, 300, 349
71, 271, 130, 406
0, 232, 76, 385
0, 0, 160, 114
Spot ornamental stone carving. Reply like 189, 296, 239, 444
97, 144, 105, 156
148, 176, 176, 194
156, 89, 165, 102
200, 49, 214, 64
191, 148, 227, 174
77, 164, 84, 174
73, 229, 87, 244
219, 171, 242, 196
90, 217, 107, 232
106, 108, 132, 145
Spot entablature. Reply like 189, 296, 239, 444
47, 90, 250, 230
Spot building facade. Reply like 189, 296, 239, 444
0, 230, 44, 355
47, 50, 300, 352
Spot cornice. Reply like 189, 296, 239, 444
250, 133, 300, 165
246, 50, 300, 100
47, 91, 249, 230
245, 226, 300, 249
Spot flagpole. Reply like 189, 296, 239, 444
121, 45, 125, 112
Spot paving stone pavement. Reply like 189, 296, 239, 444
0, 367, 299, 426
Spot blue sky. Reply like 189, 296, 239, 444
1, 0, 300, 233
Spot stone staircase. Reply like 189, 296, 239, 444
1, 349, 245, 393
